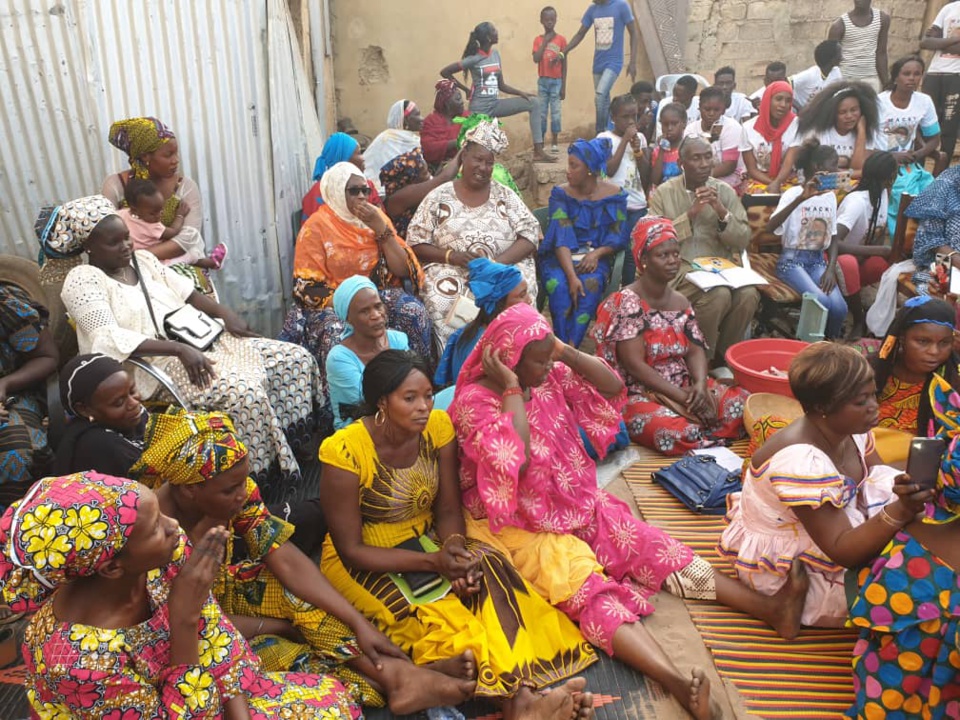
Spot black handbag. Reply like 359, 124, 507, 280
652, 455, 742, 515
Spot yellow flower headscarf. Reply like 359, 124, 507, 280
130, 411, 248, 488
0, 472, 141, 612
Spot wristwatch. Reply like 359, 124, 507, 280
717, 210, 730, 229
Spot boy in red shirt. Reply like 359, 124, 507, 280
532, 6, 567, 153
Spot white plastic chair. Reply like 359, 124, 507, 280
655, 73, 710, 98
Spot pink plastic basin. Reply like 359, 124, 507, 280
725, 338, 809, 398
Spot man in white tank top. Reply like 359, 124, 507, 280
828, 0, 890, 92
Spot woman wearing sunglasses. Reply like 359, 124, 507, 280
280, 161, 432, 434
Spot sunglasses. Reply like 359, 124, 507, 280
346, 185, 372, 197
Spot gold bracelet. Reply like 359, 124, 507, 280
879, 505, 906, 528
445, 249, 453, 264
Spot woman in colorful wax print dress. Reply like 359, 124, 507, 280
278, 160, 432, 410
0, 282, 56, 510
51, 195, 322, 504
450, 302, 810, 720
406, 119, 540, 348
539, 137, 628, 348
719, 342, 934, 628
319, 350, 599, 719
132, 409, 484, 715
869, 296, 960, 465
592, 216, 748, 455
846, 374, 960, 719
0, 472, 362, 719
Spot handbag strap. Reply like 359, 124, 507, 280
130, 252, 163, 340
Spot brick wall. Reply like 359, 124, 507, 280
685, 0, 944, 92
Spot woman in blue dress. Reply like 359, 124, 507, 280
540, 138, 628, 347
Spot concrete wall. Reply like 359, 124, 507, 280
686, 0, 943, 94
330, 1, 653, 153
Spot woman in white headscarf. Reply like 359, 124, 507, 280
278, 162, 432, 424
362, 100, 424, 194
406, 119, 541, 347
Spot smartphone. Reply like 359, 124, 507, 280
1, 396, 17, 409
906, 437, 946, 490
815, 171, 854, 192
709, 121, 723, 143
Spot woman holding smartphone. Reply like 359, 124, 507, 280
869, 296, 960, 464
719, 342, 934, 629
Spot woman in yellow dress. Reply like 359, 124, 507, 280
319, 349, 597, 719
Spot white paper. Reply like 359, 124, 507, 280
690, 447, 744, 474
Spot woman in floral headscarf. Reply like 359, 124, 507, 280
450, 302, 809, 719
100, 117, 222, 295
50, 195, 323, 504
406, 119, 540, 347
540, 137, 628, 347
132, 410, 478, 715
592, 216, 748, 455
279, 162, 432, 400
847, 375, 960, 719
0, 472, 361, 719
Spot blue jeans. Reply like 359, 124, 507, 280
776, 249, 848, 338
593, 68, 619, 134
620, 208, 647, 286
538, 77, 562, 138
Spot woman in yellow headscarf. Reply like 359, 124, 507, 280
131, 409, 479, 715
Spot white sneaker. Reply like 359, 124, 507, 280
551, 144, 560, 154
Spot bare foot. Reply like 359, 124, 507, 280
770, 561, 809, 641
381, 658, 476, 715
687, 668, 718, 720
507, 678, 595, 720
425, 649, 476, 681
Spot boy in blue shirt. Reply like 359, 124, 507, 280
566, 0, 639, 132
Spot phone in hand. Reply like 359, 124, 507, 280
815, 171, 854, 192
709, 121, 723, 143
906, 437, 946, 491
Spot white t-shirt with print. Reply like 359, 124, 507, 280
836, 189, 889, 245
742, 116, 801, 174
725, 92, 755, 121
597, 130, 647, 211
790, 65, 843, 109
807, 126, 881, 170
774, 185, 838, 250
877, 91, 940, 152
929, 2, 960, 75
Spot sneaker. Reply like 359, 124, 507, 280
550, 144, 560, 154
209, 242, 228, 269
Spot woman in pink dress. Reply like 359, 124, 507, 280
449, 302, 809, 720
592, 217, 748, 455
719, 342, 932, 627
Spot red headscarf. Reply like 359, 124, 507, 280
630, 216, 679, 268
753, 80, 796, 177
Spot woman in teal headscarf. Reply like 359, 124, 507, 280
302, 133, 381, 225
540, 137, 628, 347
326, 275, 411, 429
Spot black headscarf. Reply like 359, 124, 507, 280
59, 354, 125, 417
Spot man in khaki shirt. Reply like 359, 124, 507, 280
649, 137, 758, 364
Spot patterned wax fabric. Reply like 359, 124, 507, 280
405, 181, 540, 346
379, 148, 430, 238
450, 303, 698, 654
539, 185, 628, 346
35, 195, 118, 258
0, 283, 50, 497
846, 531, 960, 718
0, 472, 140, 612
319, 410, 597, 696
108, 116, 175, 178
592, 287, 748, 455
22, 532, 361, 719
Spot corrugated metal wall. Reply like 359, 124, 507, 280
0, 0, 325, 335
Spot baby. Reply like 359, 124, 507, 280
119, 178, 225, 269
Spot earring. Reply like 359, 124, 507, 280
375, 408, 386, 426
88, 416, 95, 423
